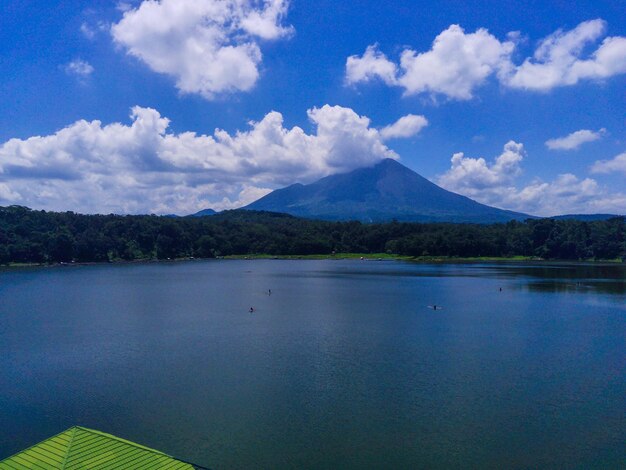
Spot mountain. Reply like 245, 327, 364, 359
550, 214, 623, 221
244, 158, 531, 223
190, 208, 217, 217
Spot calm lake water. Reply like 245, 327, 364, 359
1, 260, 624, 469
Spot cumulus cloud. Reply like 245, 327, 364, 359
64, 59, 94, 78
438, 141, 524, 192
346, 26, 514, 100
380, 114, 428, 139
545, 128, 606, 150
437, 141, 626, 216
346, 19, 626, 99
345, 45, 398, 86
396, 26, 515, 99
111, 0, 293, 99
502, 19, 626, 90
0, 105, 411, 214
591, 152, 626, 175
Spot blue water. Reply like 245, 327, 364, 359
0, 260, 624, 468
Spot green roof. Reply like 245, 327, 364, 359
0, 426, 208, 469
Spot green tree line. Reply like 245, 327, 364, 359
0, 205, 624, 264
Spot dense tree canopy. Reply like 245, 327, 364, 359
0, 206, 624, 264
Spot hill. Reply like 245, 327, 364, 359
190, 208, 217, 217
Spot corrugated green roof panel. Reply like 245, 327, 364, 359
0, 427, 207, 469
0, 428, 74, 470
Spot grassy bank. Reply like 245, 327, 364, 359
3, 254, 622, 269
222, 252, 413, 260
222, 254, 624, 263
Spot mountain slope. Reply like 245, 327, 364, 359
245, 159, 531, 223
550, 214, 623, 221
189, 208, 217, 217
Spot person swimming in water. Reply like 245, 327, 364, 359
249, 307, 254, 313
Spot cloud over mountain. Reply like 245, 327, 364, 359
0, 106, 416, 214
111, 0, 293, 99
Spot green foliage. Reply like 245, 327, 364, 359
0, 205, 624, 264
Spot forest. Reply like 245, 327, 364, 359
0, 205, 624, 264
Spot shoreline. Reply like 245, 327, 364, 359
2, 254, 623, 270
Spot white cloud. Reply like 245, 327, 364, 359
397, 25, 514, 99
80, 21, 108, 40
346, 25, 515, 100
346, 19, 626, 99
0, 105, 404, 214
380, 114, 428, 139
236, 185, 273, 206
591, 152, 626, 175
116, 2, 133, 13
64, 59, 94, 78
437, 141, 626, 216
239, 0, 293, 40
80, 22, 96, 39
502, 19, 626, 90
437, 140, 524, 193
511, 174, 626, 216
0, 183, 20, 202
545, 128, 606, 150
346, 45, 398, 86
304, 105, 398, 173
111, 0, 293, 99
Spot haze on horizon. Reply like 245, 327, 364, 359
0, 0, 625, 217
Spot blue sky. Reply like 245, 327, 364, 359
1, 0, 624, 216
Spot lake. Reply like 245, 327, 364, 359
0, 260, 624, 468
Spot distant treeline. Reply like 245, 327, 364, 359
0, 205, 624, 264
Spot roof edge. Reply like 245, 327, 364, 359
0, 427, 75, 466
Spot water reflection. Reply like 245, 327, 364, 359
482, 263, 626, 295
523, 280, 626, 295
306, 261, 626, 295
481, 262, 626, 281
